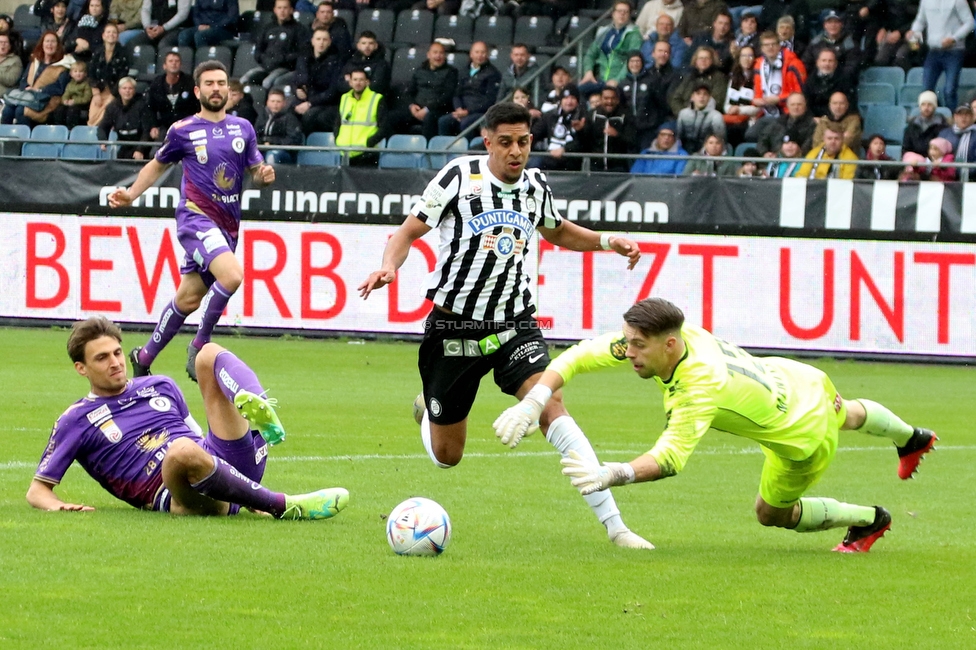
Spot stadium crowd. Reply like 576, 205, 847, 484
2, 0, 976, 179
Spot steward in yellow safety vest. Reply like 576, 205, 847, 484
336, 68, 386, 166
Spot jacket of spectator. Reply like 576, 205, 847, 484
496, 58, 538, 102
678, 0, 728, 39
631, 121, 688, 174
937, 122, 976, 168
688, 29, 733, 72
110, 0, 144, 30
812, 110, 862, 152
88, 44, 129, 90
256, 15, 307, 71
756, 111, 816, 154
752, 47, 805, 114
337, 85, 385, 153
683, 154, 738, 176
583, 22, 643, 84
902, 112, 947, 156
341, 43, 392, 98
855, 152, 900, 180
452, 61, 501, 115
98, 90, 153, 158
11, 56, 72, 124
802, 29, 861, 80
619, 62, 676, 136
228, 92, 258, 125
62, 77, 93, 104
802, 69, 855, 118
796, 143, 858, 179
296, 42, 345, 108
255, 105, 304, 146
910, 0, 974, 50
676, 98, 725, 152
141, 0, 192, 36
585, 103, 634, 171
406, 60, 458, 114
313, 14, 353, 60
0, 43, 22, 96
66, 4, 108, 54
636, 0, 684, 39
642, 28, 688, 70
146, 70, 195, 132
669, 63, 727, 116
189, 0, 239, 35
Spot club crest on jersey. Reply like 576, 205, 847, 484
481, 226, 525, 260
610, 336, 628, 360
213, 162, 235, 190
135, 430, 170, 452
232, 137, 245, 153
149, 396, 172, 412
524, 196, 537, 213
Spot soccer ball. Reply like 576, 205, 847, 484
386, 497, 452, 556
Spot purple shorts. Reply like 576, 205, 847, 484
152, 431, 268, 514
177, 221, 236, 288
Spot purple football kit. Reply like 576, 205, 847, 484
35, 376, 268, 512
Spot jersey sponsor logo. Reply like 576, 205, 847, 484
197, 227, 229, 253
227, 123, 243, 136
232, 137, 245, 153
423, 184, 445, 208
149, 396, 172, 412
610, 336, 628, 360
189, 129, 207, 140
468, 209, 534, 236
195, 145, 208, 164
86, 403, 112, 426
213, 162, 236, 190
135, 430, 171, 452
429, 398, 442, 417
527, 352, 545, 364
212, 127, 224, 139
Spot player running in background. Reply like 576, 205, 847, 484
27, 316, 348, 519
495, 297, 937, 552
358, 102, 654, 550
109, 61, 275, 382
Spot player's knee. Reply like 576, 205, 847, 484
539, 391, 567, 429
163, 438, 210, 474
219, 269, 244, 293
430, 443, 462, 468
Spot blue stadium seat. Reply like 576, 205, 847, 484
194, 45, 233, 71
858, 82, 896, 106
0, 123, 30, 156
899, 84, 925, 107
379, 134, 427, 169
886, 144, 902, 159
906, 67, 924, 86
391, 46, 423, 93
514, 16, 554, 50
233, 42, 259, 79
859, 67, 905, 92
427, 135, 469, 168
126, 43, 157, 82
23, 125, 69, 158
297, 132, 341, 166
446, 51, 470, 74
961, 68, 976, 87
733, 142, 757, 157
863, 105, 907, 143
473, 15, 513, 48
434, 14, 474, 50
357, 9, 397, 45
61, 125, 104, 160
394, 9, 434, 48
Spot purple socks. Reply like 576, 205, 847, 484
191, 456, 286, 517
192, 280, 233, 350
213, 350, 266, 403
139, 300, 188, 366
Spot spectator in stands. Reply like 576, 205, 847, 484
585, 85, 633, 171
108, 0, 143, 45
937, 103, 976, 180
55, 59, 92, 127
640, 13, 686, 71
412, 0, 461, 17
926, 136, 957, 181
342, 31, 391, 99
242, 0, 307, 89
0, 33, 23, 97
802, 48, 855, 118
98, 75, 153, 158
540, 64, 572, 113
678, 0, 728, 41
529, 83, 587, 171
758, 0, 809, 38
438, 41, 500, 136
752, 30, 805, 118
226, 78, 258, 124
797, 122, 857, 179
683, 132, 737, 175
732, 10, 759, 56
40, 0, 73, 44
723, 44, 758, 145
907, 0, 975, 113
586, 90, 602, 111
177, 0, 238, 48
311, 1, 352, 61
735, 148, 761, 177
631, 119, 687, 174
255, 88, 303, 163
146, 50, 195, 139
580, 1, 643, 95
636, 0, 684, 40
774, 14, 805, 60
338, 68, 385, 166
1, 31, 71, 127
856, 133, 899, 180
764, 133, 802, 177
802, 9, 862, 81
899, 151, 925, 180
294, 26, 345, 135
65, 0, 108, 56
846, 0, 885, 64
379, 40, 457, 141
126, 0, 190, 48
902, 89, 945, 156
87, 21, 129, 127
874, 1, 921, 70
496, 43, 537, 102
621, 48, 674, 150
687, 9, 733, 72
676, 81, 724, 152
812, 91, 862, 153
669, 45, 727, 115
754, 91, 814, 155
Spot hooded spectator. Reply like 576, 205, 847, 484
631, 119, 689, 175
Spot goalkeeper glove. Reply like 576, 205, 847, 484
560, 450, 636, 495
493, 385, 551, 448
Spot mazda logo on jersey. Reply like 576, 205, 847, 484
468, 209, 534, 235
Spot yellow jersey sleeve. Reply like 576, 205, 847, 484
547, 331, 630, 385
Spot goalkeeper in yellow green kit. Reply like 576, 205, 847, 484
493, 298, 937, 552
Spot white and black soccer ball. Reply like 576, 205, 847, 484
386, 497, 452, 556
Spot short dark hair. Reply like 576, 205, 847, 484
348, 66, 370, 79
358, 30, 377, 41
313, 26, 332, 37
67, 317, 122, 363
193, 60, 227, 85
267, 88, 286, 100
484, 102, 531, 131
623, 298, 685, 337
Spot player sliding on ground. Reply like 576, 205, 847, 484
358, 102, 653, 550
27, 317, 348, 519
494, 298, 937, 552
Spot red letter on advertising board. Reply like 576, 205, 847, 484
301, 232, 346, 320
678, 244, 738, 331
26, 222, 69, 309
779, 248, 834, 340
244, 230, 292, 318
81, 225, 122, 312
635, 242, 671, 301
581, 250, 594, 329
850, 251, 904, 342
536, 240, 555, 328
389, 238, 435, 322
914, 251, 976, 344
127, 226, 181, 312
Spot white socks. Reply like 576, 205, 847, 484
420, 410, 452, 469
546, 415, 627, 537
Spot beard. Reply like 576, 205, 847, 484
200, 93, 228, 112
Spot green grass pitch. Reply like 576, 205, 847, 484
1, 327, 974, 649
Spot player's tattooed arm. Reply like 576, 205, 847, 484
26, 479, 95, 512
